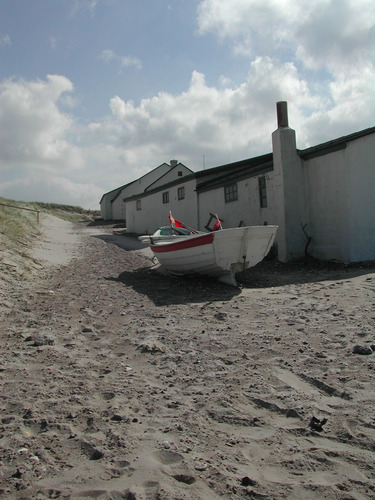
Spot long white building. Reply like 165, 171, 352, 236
100, 102, 375, 263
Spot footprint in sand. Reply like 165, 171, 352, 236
153, 449, 183, 465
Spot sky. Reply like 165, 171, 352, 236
0, 0, 374, 209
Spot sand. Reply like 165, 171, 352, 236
1, 215, 375, 499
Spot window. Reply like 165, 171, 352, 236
224, 183, 238, 203
178, 186, 185, 200
178, 171, 183, 177
162, 191, 169, 204
258, 176, 267, 208
136, 199, 142, 211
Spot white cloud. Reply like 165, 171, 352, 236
195, 0, 375, 145
0, 175, 103, 209
49, 36, 59, 49
99, 49, 142, 70
197, 0, 375, 73
0, 75, 101, 208
98, 61, 322, 168
0, 34, 11, 47
1, 48, 374, 210
70, 0, 98, 18
0, 75, 83, 171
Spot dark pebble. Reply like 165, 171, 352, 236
352, 345, 373, 355
241, 476, 257, 486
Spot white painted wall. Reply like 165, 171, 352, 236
304, 149, 349, 261
146, 164, 193, 190
272, 126, 308, 261
302, 132, 375, 262
197, 171, 277, 231
101, 111, 375, 264
345, 134, 375, 261
110, 163, 172, 222
126, 177, 198, 234
100, 188, 122, 220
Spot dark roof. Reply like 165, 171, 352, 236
124, 172, 196, 202
299, 126, 375, 160
145, 163, 193, 192
99, 181, 134, 205
195, 152, 273, 193
100, 162, 171, 204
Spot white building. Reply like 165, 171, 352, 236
100, 160, 193, 221
101, 102, 375, 263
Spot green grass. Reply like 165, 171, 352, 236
0, 197, 40, 246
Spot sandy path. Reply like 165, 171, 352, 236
31, 214, 85, 267
0, 216, 375, 499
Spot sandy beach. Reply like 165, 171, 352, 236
1, 215, 374, 499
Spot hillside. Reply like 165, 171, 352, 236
0, 197, 99, 279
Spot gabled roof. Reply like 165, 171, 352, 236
99, 180, 135, 205
145, 163, 193, 192
299, 126, 375, 160
100, 162, 171, 204
124, 172, 196, 202
195, 152, 273, 193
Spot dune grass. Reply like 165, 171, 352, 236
0, 197, 99, 277
0, 197, 40, 248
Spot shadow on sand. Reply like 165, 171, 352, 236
93, 229, 374, 304
238, 257, 375, 289
107, 266, 242, 306
92, 231, 240, 305
91, 233, 147, 251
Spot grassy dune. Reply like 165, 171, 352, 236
0, 197, 99, 277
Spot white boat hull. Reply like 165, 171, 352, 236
150, 225, 278, 286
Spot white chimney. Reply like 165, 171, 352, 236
170, 159, 178, 167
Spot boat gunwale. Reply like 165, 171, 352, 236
150, 232, 214, 253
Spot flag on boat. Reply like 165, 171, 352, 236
169, 212, 175, 226
169, 212, 188, 229
212, 219, 222, 231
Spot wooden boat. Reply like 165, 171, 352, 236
148, 224, 278, 286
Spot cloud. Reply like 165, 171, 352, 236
70, 0, 98, 18
1, 51, 374, 209
0, 175, 103, 209
49, 36, 59, 49
0, 75, 101, 209
0, 34, 11, 47
197, 0, 375, 73
101, 61, 321, 167
0, 75, 83, 171
194, 0, 375, 146
99, 49, 142, 70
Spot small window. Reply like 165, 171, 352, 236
136, 199, 142, 211
162, 191, 169, 204
178, 171, 183, 177
224, 183, 238, 203
258, 176, 267, 208
178, 186, 185, 200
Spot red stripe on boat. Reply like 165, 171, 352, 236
150, 233, 214, 253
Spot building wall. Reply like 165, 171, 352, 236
110, 163, 172, 222
147, 164, 193, 190
101, 105, 375, 264
346, 134, 375, 261
111, 194, 127, 221
100, 190, 121, 220
197, 171, 278, 231
126, 177, 198, 234
304, 149, 349, 261
272, 126, 308, 261
303, 132, 375, 262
